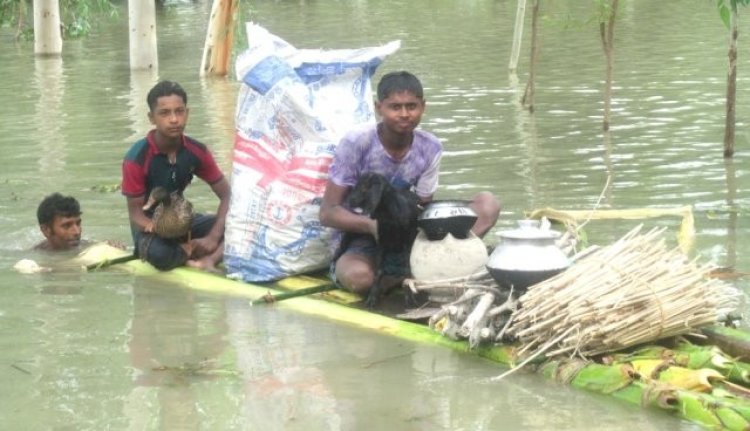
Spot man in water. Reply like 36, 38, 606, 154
34, 193, 83, 251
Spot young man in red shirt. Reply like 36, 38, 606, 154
121, 81, 230, 272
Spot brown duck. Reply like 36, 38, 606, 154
142, 187, 193, 239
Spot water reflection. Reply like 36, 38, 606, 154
227, 299, 342, 430
1, 1, 750, 429
127, 70, 158, 142
601, 131, 615, 205
723, 158, 738, 270
197, 77, 238, 168
34, 56, 66, 182
127, 282, 230, 429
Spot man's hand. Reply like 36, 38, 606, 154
144, 221, 155, 234
190, 235, 220, 258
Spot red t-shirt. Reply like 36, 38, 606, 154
122, 130, 224, 198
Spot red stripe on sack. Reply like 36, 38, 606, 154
288, 156, 333, 174
233, 134, 287, 189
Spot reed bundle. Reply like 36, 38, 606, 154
507, 225, 741, 359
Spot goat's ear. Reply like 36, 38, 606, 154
360, 177, 384, 215
383, 192, 413, 222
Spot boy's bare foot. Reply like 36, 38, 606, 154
186, 256, 223, 274
380, 275, 406, 293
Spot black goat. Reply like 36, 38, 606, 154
342, 172, 421, 308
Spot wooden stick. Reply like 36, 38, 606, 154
460, 293, 496, 338
250, 284, 337, 305
85, 254, 138, 271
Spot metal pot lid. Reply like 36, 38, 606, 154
499, 219, 560, 240
419, 200, 477, 220
424, 199, 472, 208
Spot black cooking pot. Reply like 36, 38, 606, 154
418, 200, 478, 241
486, 267, 565, 293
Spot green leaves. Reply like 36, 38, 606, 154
718, 0, 750, 28
0, 0, 117, 39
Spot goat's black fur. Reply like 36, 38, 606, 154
341, 172, 421, 308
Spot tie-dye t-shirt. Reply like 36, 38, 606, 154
328, 123, 442, 198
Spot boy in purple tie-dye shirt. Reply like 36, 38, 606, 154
319, 71, 500, 297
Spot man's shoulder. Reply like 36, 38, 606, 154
124, 137, 150, 162
183, 135, 212, 154
414, 129, 441, 144
336, 123, 378, 156
341, 122, 377, 141
413, 129, 443, 152
32, 240, 50, 251
31, 240, 91, 252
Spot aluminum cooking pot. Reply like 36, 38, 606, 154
417, 200, 478, 241
486, 220, 570, 291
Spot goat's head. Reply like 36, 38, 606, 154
345, 172, 388, 216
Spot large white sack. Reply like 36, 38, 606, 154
225, 23, 400, 282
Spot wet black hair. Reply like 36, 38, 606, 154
147, 80, 188, 112
376, 71, 424, 102
37, 193, 81, 226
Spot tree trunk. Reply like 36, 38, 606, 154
599, 0, 618, 132
33, 0, 62, 56
509, 0, 527, 74
17, 0, 29, 40
200, 0, 238, 77
128, 0, 158, 70
521, 0, 540, 113
723, 5, 738, 158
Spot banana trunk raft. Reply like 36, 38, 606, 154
77, 243, 750, 430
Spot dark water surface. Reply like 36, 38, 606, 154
1, 0, 747, 429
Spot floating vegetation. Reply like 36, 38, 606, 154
90, 183, 121, 193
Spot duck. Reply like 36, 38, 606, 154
142, 187, 193, 239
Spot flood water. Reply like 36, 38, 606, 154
1, 0, 748, 429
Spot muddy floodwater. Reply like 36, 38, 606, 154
0, 1, 748, 429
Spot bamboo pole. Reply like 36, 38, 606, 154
526, 205, 695, 254
508, 0, 527, 74
200, 0, 239, 76
86, 254, 138, 271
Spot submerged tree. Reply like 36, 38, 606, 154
718, 0, 749, 158
521, 0, 541, 112
596, 0, 619, 132
0, 0, 116, 40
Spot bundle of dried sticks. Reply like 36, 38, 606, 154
506, 225, 741, 359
